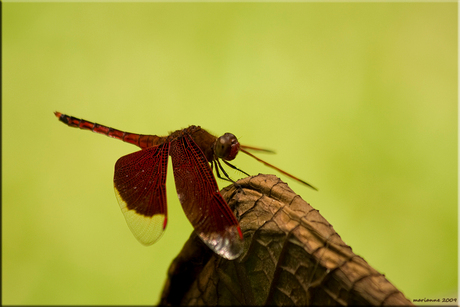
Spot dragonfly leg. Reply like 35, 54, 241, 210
222, 160, 250, 177
215, 159, 246, 192
213, 159, 235, 184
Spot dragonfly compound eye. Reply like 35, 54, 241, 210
215, 133, 240, 161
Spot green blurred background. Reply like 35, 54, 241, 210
3, 3, 457, 305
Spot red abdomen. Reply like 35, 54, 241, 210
54, 112, 164, 149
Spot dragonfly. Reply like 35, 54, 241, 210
54, 112, 316, 260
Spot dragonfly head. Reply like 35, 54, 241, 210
214, 133, 240, 161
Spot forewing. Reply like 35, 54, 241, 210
113, 143, 170, 245
170, 135, 243, 260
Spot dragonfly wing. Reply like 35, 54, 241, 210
170, 135, 244, 260
113, 143, 170, 245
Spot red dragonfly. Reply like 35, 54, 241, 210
55, 112, 316, 260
